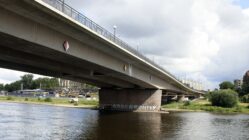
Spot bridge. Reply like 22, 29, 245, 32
0, 0, 204, 111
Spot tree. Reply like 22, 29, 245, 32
32, 77, 59, 90
0, 84, 4, 91
20, 74, 34, 89
4, 81, 22, 92
242, 71, 249, 96
3, 74, 60, 91
219, 81, 234, 90
210, 89, 238, 108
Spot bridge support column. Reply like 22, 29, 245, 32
177, 95, 185, 102
99, 88, 162, 112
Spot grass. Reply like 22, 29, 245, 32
44, 97, 52, 102
162, 99, 249, 114
0, 96, 98, 108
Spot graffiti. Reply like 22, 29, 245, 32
100, 104, 158, 111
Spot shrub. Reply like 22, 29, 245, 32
44, 97, 52, 102
210, 89, 238, 108
7, 96, 13, 100
37, 97, 41, 101
240, 94, 249, 103
24, 98, 28, 101
235, 105, 242, 112
204, 92, 212, 100
183, 101, 191, 106
74, 102, 78, 106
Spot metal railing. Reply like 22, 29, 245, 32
41, 0, 187, 86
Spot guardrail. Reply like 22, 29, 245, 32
41, 0, 192, 88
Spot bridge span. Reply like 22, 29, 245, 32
0, 0, 204, 111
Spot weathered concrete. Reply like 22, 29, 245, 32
99, 89, 162, 111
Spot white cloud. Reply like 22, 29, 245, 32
0, 68, 44, 84
67, 0, 249, 89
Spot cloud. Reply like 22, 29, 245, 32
1, 0, 249, 90
0, 68, 44, 84
65, 0, 249, 89
0, 68, 26, 83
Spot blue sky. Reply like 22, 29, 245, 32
233, 0, 249, 9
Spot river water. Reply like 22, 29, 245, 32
0, 102, 248, 140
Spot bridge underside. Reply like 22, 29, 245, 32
0, 0, 203, 111
0, 32, 151, 89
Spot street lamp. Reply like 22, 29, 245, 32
62, 0, 65, 12
113, 25, 117, 41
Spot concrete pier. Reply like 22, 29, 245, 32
99, 88, 162, 111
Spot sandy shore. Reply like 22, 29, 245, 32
0, 100, 98, 109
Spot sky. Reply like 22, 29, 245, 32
1, 0, 249, 90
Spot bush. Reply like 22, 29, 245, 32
24, 98, 28, 101
37, 97, 41, 101
204, 92, 212, 100
44, 97, 52, 102
240, 94, 249, 103
7, 96, 13, 100
74, 102, 78, 106
210, 89, 238, 108
183, 101, 191, 106
235, 105, 242, 112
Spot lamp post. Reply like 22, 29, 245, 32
62, 0, 65, 12
113, 25, 117, 41
21, 83, 23, 90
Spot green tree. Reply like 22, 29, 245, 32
33, 77, 59, 90
2, 74, 60, 91
219, 81, 234, 90
242, 71, 249, 96
20, 74, 34, 89
4, 81, 22, 92
210, 89, 238, 108
241, 94, 249, 103
0, 84, 4, 91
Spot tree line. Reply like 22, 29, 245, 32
207, 71, 249, 106
219, 71, 249, 97
0, 74, 59, 92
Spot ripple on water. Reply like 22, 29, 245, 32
0, 103, 248, 140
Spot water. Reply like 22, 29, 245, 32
0, 102, 248, 140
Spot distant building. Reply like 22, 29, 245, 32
180, 79, 204, 91
234, 79, 242, 89
58, 78, 84, 88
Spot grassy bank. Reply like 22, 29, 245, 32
162, 99, 249, 114
0, 96, 98, 109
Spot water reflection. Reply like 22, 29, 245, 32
0, 103, 248, 140
82, 112, 162, 140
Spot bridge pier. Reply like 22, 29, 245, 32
177, 95, 185, 101
99, 88, 162, 112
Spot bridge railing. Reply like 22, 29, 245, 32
41, 0, 185, 86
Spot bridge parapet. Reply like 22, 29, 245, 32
40, 0, 179, 82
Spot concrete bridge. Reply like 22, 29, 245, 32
0, 0, 204, 111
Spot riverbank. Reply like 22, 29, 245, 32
162, 99, 249, 114
0, 96, 98, 109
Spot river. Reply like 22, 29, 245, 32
0, 102, 248, 140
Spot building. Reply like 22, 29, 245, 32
180, 79, 204, 91
58, 78, 84, 88
234, 79, 242, 89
